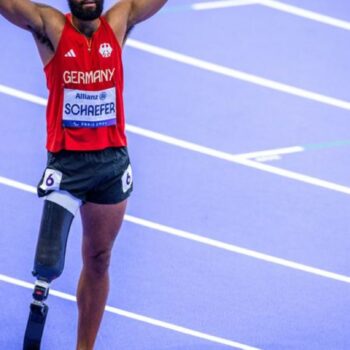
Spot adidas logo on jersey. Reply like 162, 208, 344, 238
64, 49, 76, 57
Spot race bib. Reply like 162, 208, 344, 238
63, 87, 117, 128
39, 168, 62, 191
122, 164, 133, 193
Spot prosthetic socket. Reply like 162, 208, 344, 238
23, 194, 78, 349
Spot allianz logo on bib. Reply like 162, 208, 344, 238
75, 92, 108, 100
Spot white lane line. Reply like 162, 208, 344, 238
235, 158, 350, 196
192, 0, 258, 10
0, 274, 261, 350
0, 83, 305, 162
0, 84, 303, 162
1, 176, 350, 284
0, 84, 47, 106
125, 216, 350, 284
125, 39, 350, 111
0, 177, 36, 194
126, 124, 249, 161
3, 33, 350, 113
123, 124, 350, 196
0, 176, 36, 194
258, 0, 350, 31
127, 124, 304, 160
190, 0, 350, 31
0, 85, 350, 194
233, 146, 304, 160
0, 85, 349, 195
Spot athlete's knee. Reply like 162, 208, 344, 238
33, 191, 81, 282
84, 249, 112, 276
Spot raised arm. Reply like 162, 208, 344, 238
105, 0, 167, 45
127, 0, 167, 26
0, 0, 44, 32
0, 1, 65, 64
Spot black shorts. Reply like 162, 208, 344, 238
37, 147, 133, 204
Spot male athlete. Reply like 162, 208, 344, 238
0, 0, 167, 348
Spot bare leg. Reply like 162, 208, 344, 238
76, 200, 127, 350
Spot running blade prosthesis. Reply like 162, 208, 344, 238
23, 281, 50, 350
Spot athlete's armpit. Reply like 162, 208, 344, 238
32, 3, 65, 52
32, 29, 54, 52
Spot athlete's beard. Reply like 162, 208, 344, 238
68, 0, 104, 21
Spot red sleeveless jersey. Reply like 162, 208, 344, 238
44, 14, 127, 152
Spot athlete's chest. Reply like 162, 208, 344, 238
57, 26, 121, 83
51, 24, 122, 128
